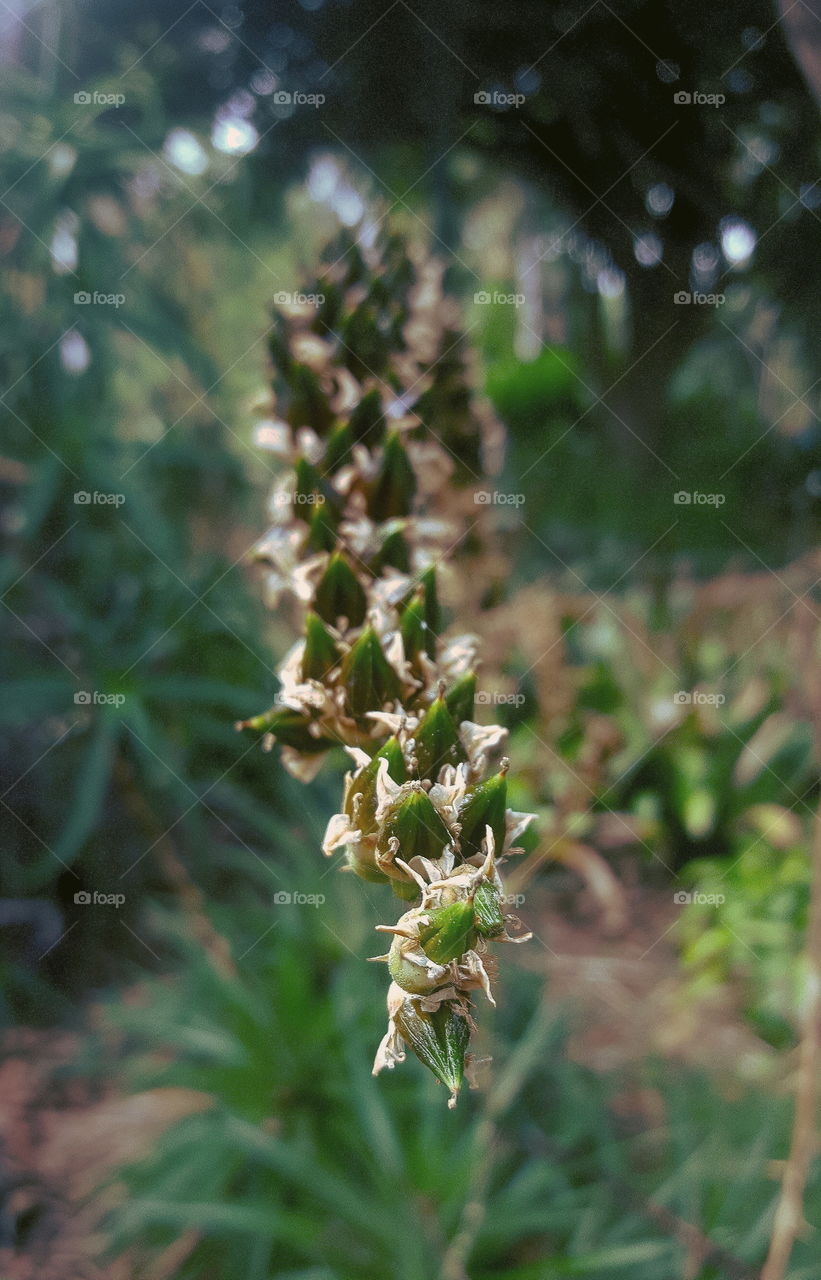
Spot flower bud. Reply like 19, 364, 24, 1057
412, 695, 463, 780
457, 767, 508, 859
301, 612, 340, 682
305, 501, 338, 553
417, 899, 477, 965
399, 591, 428, 667
420, 566, 440, 657
376, 527, 411, 574
348, 388, 384, 445
445, 673, 476, 727
293, 457, 324, 522
236, 706, 331, 754
380, 786, 451, 862
393, 996, 469, 1105
369, 431, 417, 522
472, 880, 506, 939
323, 421, 354, 474
341, 626, 401, 719
314, 552, 367, 628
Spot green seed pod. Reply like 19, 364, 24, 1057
376, 526, 411, 574
457, 768, 508, 859
420, 566, 440, 657
344, 737, 407, 837
341, 626, 401, 719
369, 431, 417, 522
417, 899, 477, 965
399, 591, 428, 667
391, 878, 421, 902
305, 500, 338, 554
293, 457, 324, 521
445, 673, 476, 727
237, 706, 331, 753
473, 880, 506, 939
394, 997, 470, 1102
381, 787, 451, 862
314, 552, 367, 628
412, 695, 463, 780
345, 849, 390, 884
348, 388, 384, 445
388, 933, 447, 994
323, 421, 354, 474
301, 612, 340, 682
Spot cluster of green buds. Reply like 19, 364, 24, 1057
238, 230, 534, 1106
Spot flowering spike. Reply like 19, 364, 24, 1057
243, 232, 537, 1100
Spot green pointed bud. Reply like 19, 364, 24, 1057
305, 500, 338, 553
382, 787, 451, 862
412, 696, 463, 780
323, 421, 354, 474
473, 880, 506, 939
377, 527, 411, 573
369, 431, 417, 522
418, 899, 477, 965
301, 612, 339, 682
394, 997, 469, 1102
457, 768, 508, 859
236, 706, 331, 753
420, 566, 440, 657
341, 626, 401, 719
399, 591, 427, 665
348, 388, 384, 444
391, 878, 421, 902
445, 673, 476, 727
314, 552, 367, 628
289, 363, 332, 433
345, 738, 407, 837
345, 849, 390, 884
293, 457, 323, 522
